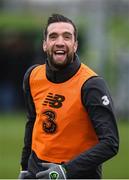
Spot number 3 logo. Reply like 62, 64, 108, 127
102, 95, 110, 105
42, 110, 57, 133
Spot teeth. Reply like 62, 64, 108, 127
55, 50, 65, 54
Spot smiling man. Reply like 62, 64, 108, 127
19, 14, 119, 179
43, 21, 77, 69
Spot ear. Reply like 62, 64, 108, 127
43, 40, 47, 52
74, 41, 78, 53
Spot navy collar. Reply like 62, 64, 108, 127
46, 54, 81, 83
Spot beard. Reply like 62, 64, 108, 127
47, 47, 74, 70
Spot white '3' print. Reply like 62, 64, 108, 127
102, 95, 110, 105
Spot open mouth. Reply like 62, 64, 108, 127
53, 50, 67, 61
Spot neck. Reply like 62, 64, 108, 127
45, 54, 81, 83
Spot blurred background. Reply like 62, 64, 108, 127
0, 0, 129, 178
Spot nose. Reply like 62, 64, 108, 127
55, 36, 65, 46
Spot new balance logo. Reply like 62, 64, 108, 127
43, 93, 65, 108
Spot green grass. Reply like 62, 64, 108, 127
0, 112, 129, 179
0, 112, 25, 179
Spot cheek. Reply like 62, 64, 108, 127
44, 43, 51, 52
67, 42, 77, 52
46, 45, 54, 56
73, 43, 77, 52
69, 44, 77, 53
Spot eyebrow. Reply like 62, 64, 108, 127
49, 32, 57, 37
63, 32, 72, 36
48, 31, 73, 37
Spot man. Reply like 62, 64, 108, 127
19, 14, 119, 179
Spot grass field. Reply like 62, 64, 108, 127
0, 112, 129, 179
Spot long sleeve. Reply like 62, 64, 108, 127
20, 65, 38, 170
65, 76, 119, 179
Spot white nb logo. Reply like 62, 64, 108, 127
102, 95, 110, 105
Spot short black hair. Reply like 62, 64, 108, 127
44, 13, 78, 41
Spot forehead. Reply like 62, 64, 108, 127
47, 22, 74, 35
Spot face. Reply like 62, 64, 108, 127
43, 22, 78, 70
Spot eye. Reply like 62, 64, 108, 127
64, 35, 70, 40
49, 33, 57, 40
63, 33, 72, 40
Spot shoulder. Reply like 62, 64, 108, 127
82, 76, 109, 91
80, 63, 97, 77
76, 63, 98, 85
23, 64, 40, 92
81, 76, 111, 102
81, 76, 113, 108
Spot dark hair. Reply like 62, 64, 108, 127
44, 13, 78, 41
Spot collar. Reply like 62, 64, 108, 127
46, 54, 81, 83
